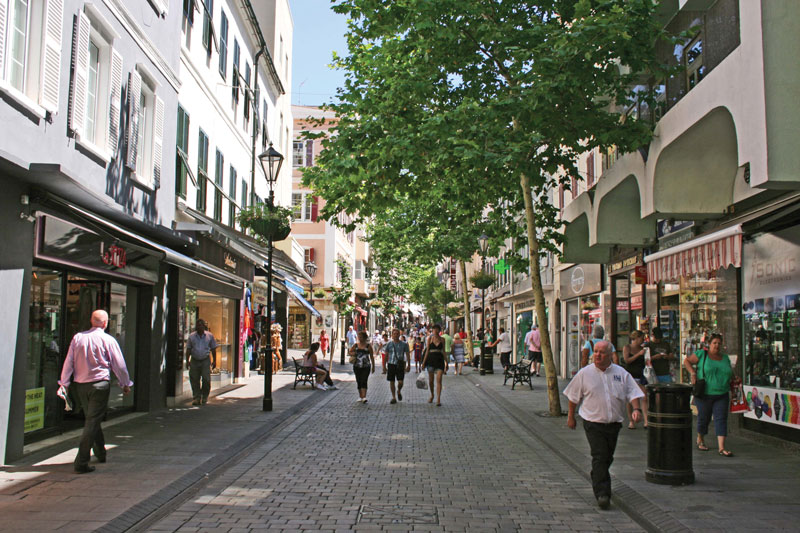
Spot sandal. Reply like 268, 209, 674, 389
628, 423, 636, 430
697, 442, 709, 451
718, 449, 734, 457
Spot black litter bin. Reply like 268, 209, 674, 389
481, 346, 494, 374
646, 383, 695, 485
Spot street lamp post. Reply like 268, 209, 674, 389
259, 143, 284, 412
304, 261, 318, 348
478, 233, 489, 376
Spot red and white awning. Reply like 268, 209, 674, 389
644, 225, 742, 283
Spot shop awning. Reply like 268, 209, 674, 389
282, 280, 321, 317
355, 306, 368, 317
644, 224, 742, 283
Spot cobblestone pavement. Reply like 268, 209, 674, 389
146, 371, 644, 533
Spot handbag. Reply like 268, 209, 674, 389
692, 350, 707, 398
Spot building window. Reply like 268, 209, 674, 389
175, 105, 190, 198
214, 150, 223, 221
355, 260, 363, 280
243, 62, 251, 127
181, 0, 194, 48
218, 10, 228, 79
293, 141, 304, 167
304, 247, 315, 265
196, 129, 209, 212
684, 32, 705, 91
231, 39, 240, 114
291, 192, 318, 222
241, 179, 248, 209
1, 0, 62, 115
228, 166, 237, 226
261, 98, 268, 149
201, 0, 214, 58
586, 152, 595, 188
126, 67, 162, 188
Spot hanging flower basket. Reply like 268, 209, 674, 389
237, 203, 293, 242
469, 271, 496, 290
313, 288, 327, 299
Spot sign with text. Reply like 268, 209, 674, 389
742, 226, 800, 311
560, 264, 602, 299
24, 387, 45, 433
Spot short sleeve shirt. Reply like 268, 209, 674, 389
187, 331, 219, 360
564, 363, 644, 424
442, 333, 453, 353
525, 329, 541, 352
384, 340, 409, 365
497, 332, 512, 353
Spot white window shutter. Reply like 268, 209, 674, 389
152, 95, 164, 189
0, 0, 8, 81
107, 49, 123, 154
40, 0, 63, 112
68, 12, 91, 134
125, 71, 141, 170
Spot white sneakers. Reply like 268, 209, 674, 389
316, 384, 328, 391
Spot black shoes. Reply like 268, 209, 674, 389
597, 495, 610, 510
390, 398, 397, 404
398, 391, 403, 401
74, 465, 96, 474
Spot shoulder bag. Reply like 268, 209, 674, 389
692, 350, 707, 398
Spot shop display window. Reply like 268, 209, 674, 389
182, 288, 237, 394
677, 267, 738, 381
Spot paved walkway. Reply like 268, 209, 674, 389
1, 356, 799, 532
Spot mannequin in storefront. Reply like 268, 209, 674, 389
271, 324, 283, 374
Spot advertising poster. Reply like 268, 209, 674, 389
24, 387, 45, 433
744, 387, 800, 429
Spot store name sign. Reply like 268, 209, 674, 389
224, 252, 238, 271
609, 254, 642, 275
101, 244, 127, 268
743, 226, 800, 304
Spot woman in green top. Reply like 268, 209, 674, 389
683, 334, 734, 456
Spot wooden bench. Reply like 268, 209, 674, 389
506, 359, 533, 390
292, 358, 316, 389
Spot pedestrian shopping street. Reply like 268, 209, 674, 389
1, 357, 798, 532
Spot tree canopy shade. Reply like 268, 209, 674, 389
302, 0, 667, 414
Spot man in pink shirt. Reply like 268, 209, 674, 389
59, 310, 132, 473
524, 324, 543, 377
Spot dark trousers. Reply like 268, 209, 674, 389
317, 363, 334, 386
189, 357, 211, 401
74, 381, 110, 468
583, 420, 622, 499
500, 352, 511, 369
695, 392, 729, 437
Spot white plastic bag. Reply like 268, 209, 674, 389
643, 348, 657, 385
416, 371, 428, 390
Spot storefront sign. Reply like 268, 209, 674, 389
609, 252, 643, 275
630, 294, 643, 310
657, 219, 694, 239
633, 265, 648, 285
744, 386, 800, 429
24, 387, 45, 433
252, 281, 269, 305
658, 228, 696, 250
742, 226, 800, 306
101, 244, 127, 268
616, 300, 629, 311
560, 264, 602, 298
197, 237, 253, 280
224, 252, 238, 272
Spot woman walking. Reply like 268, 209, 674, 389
319, 329, 330, 357
412, 336, 424, 373
421, 324, 448, 406
684, 333, 734, 456
452, 333, 466, 375
349, 331, 375, 403
622, 330, 649, 429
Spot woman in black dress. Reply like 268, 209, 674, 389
421, 324, 448, 406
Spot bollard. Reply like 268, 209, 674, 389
340, 340, 346, 366
646, 383, 695, 485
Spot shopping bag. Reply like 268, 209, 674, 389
56, 385, 73, 411
729, 376, 749, 413
643, 348, 657, 385
415, 371, 428, 390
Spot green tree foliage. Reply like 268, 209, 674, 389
330, 258, 354, 315
302, 0, 666, 414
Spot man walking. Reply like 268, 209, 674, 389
346, 325, 358, 349
565, 341, 643, 509
383, 328, 410, 404
525, 324, 543, 376
186, 319, 218, 406
59, 310, 132, 474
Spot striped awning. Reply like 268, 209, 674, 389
644, 225, 743, 283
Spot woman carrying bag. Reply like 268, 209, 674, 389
683, 333, 734, 456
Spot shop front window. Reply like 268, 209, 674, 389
182, 288, 237, 396
515, 310, 533, 359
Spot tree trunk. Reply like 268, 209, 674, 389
459, 260, 475, 362
520, 171, 562, 416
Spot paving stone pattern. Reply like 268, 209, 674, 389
147, 372, 645, 532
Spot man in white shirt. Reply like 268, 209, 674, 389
489, 327, 513, 371
564, 341, 643, 510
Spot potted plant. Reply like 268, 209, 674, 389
469, 271, 496, 290
237, 203, 294, 242
313, 288, 327, 299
